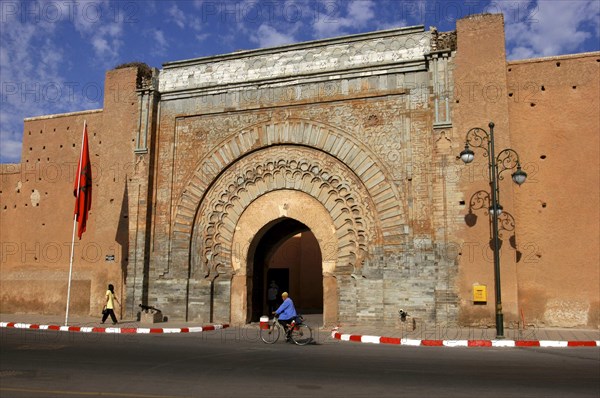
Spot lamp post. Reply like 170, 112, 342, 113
459, 122, 527, 339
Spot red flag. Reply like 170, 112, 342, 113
73, 124, 92, 239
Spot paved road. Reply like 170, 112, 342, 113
1, 326, 598, 398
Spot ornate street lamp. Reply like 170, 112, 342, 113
459, 122, 527, 338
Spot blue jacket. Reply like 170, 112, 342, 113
275, 298, 297, 321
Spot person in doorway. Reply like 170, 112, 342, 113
273, 291, 297, 341
267, 281, 279, 313
101, 284, 120, 325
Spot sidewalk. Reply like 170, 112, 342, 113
2, 313, 599, 347
0, 313, 229, 334
331, 319, 600, 347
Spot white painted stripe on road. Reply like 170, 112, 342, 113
539, 340, 568, 347
492, 340, 516, 347
401, 339, 421, 346
443, 340, 468, 347
361, 335, 381, 344
340, 334, 351, 341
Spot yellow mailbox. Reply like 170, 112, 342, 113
473, 284, 487, 304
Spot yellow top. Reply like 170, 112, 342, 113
106, 290, 115, 309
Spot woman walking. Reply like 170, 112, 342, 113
101, 284, 120, 325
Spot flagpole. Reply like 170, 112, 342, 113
65, 121, 87, 326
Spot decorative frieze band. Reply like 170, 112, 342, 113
165, 119, 406, 278
191, 146, 377, 279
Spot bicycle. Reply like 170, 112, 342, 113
260, 315, 313, 345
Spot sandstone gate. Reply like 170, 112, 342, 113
125, 25, 459, 326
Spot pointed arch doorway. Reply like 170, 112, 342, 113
249, 218, 323, 322
229, 190, 339, 327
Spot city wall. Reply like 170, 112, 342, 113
1, 14, 598, 328
1, 67, 141, 317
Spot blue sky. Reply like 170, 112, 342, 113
1, 0, 599, 163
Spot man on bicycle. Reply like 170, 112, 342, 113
273, 292, 297, 341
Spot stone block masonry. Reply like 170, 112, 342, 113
135, 23, 461, 327
3, 14, 596, 329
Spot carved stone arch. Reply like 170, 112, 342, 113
191, 145, 379, 281
167, 118, 405, 278
229, 190, 340, 325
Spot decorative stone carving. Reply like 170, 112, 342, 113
166, 119, 406, 279
430, 28, 457, 52
159, 28, 429, 95
191, 146, 378, 280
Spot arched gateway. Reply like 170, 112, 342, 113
126, 26, 463, 328
168, 120, 403, 325
6, 17, 596, 331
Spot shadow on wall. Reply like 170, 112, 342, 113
464, 189, 522, 263
115, 180, 129, 312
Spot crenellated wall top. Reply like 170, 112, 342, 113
159, 26, 430, 94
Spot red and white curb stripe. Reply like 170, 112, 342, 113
331, 331, 600, 348
0, 322, 229, 334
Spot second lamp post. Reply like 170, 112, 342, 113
459, 122, 527, 338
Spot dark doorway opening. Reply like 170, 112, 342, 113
266, 268, 288, 313
250, 218, 323, 322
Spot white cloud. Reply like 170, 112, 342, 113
230, 1, 308, 50
152, 30, 169, 56
0, 0, 100, 163
0, 130, 23, 163
347, 0, 376, 26
72, 0, 124, 65
250, 24, 297, 48
195, 33, 211, 43
155, 30, 168, 47
0, 4, 59, 161
504, 0, 600, 59
313, 0, 376, 38
189, 17, 204, 32
92, 37, 110, 56
166, 3, 206, 36
89, 24, 123, 63
169, 4, 187, 29
509, 46, 536, 60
